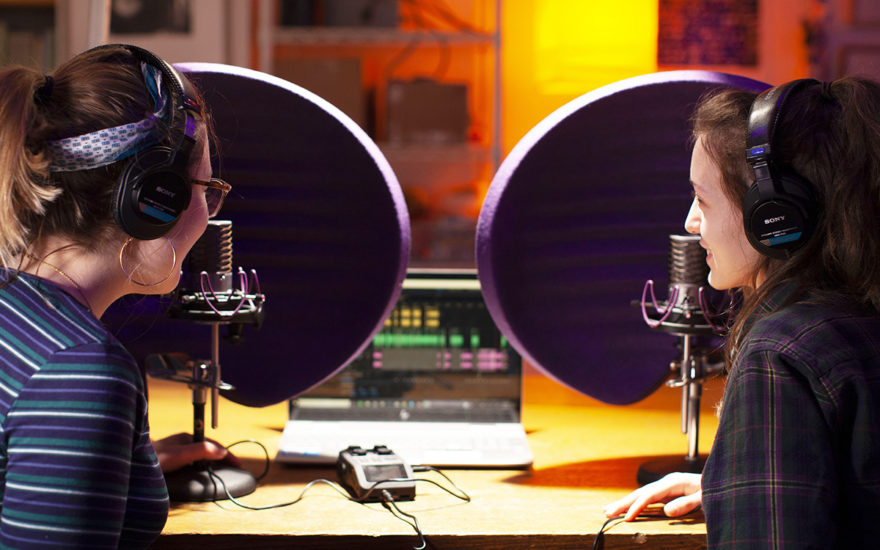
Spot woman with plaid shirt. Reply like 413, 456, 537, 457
605, 77, 880, 548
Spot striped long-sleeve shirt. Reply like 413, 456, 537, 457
0, 271, 168, 548
702, 283, 880, 548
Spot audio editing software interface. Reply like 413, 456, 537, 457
289, 269, 522, 423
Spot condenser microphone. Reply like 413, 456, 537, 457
159, 220, 266, 486
640, 234, 723, 335
185, 220, 234, 295
635, 235, 728, 486
167, 220, 265, 325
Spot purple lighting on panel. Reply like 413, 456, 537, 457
475, 70, 768, 404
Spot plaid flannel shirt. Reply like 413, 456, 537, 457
702, 284, 880, 549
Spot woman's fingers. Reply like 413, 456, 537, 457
603, 472, 702, 521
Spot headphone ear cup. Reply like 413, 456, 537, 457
742, 171, 815, 259
113, 146, 192, 240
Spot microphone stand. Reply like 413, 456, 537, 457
635, 331, 720, 485
149, 343, 257, 502
636, 234, 724, 485
149, 220, 266, 502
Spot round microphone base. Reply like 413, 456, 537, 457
165, 462, 257, 502
636, 455, 706, 486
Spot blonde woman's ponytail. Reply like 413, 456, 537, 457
0, 66, 61, 267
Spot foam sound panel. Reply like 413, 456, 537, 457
105, 63, 410, 407
477, 71, 767, 404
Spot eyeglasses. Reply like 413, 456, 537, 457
191, 178, 232, 218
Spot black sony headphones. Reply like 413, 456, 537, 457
99, 44, 202, 241
742, 78, 819, 259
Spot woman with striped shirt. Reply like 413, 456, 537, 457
0, 44, 233, 547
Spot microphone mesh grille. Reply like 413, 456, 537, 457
189, 220, 233, 275
667, 234, 708, 285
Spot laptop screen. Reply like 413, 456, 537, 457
289, 268, 523, 421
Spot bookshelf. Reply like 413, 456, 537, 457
255, 0, 501, 267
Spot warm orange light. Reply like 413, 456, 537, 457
503, 2, 659, 152
533, 1, 659, 95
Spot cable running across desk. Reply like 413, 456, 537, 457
199, 440, 470, 549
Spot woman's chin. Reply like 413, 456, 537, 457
706, 271, 729, 291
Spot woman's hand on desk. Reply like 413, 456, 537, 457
153, 432, 242, 473
603, 472, 702, 521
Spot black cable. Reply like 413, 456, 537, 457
206, 468, 434, 548
209, 469, 351, 511
592, 515, 626, 550
204, 446, 473, 504
222, 439, 271, 481
380, 489, 427, 550
201, 443, 469, 549
205, 439, 351, 509
592, 509, 688, 549
352, 473, 470, 503
412, 465, 470, 501
196, 441, 687, 550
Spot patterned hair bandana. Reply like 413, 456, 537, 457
47, 63, 171, 172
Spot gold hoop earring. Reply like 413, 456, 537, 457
119, 237, 178, 288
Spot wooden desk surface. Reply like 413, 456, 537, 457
149, 372, 724, 549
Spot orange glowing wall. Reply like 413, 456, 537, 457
501, 1, 658, 154
501, 0, 811, 155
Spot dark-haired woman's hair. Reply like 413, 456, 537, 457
692, 77, 880, 360
0, 45, 208, 268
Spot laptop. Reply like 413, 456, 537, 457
275, 268, 534, 468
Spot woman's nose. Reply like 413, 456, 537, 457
684, 199, 700, 235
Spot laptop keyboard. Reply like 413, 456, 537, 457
292, 407, 518, 423
276, 420, 534, 467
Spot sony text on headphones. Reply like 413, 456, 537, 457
743, 78, 819, 259
103, 44, 203, 241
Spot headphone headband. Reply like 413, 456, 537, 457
105, 44, 202, 160
746, 79, 817, 179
